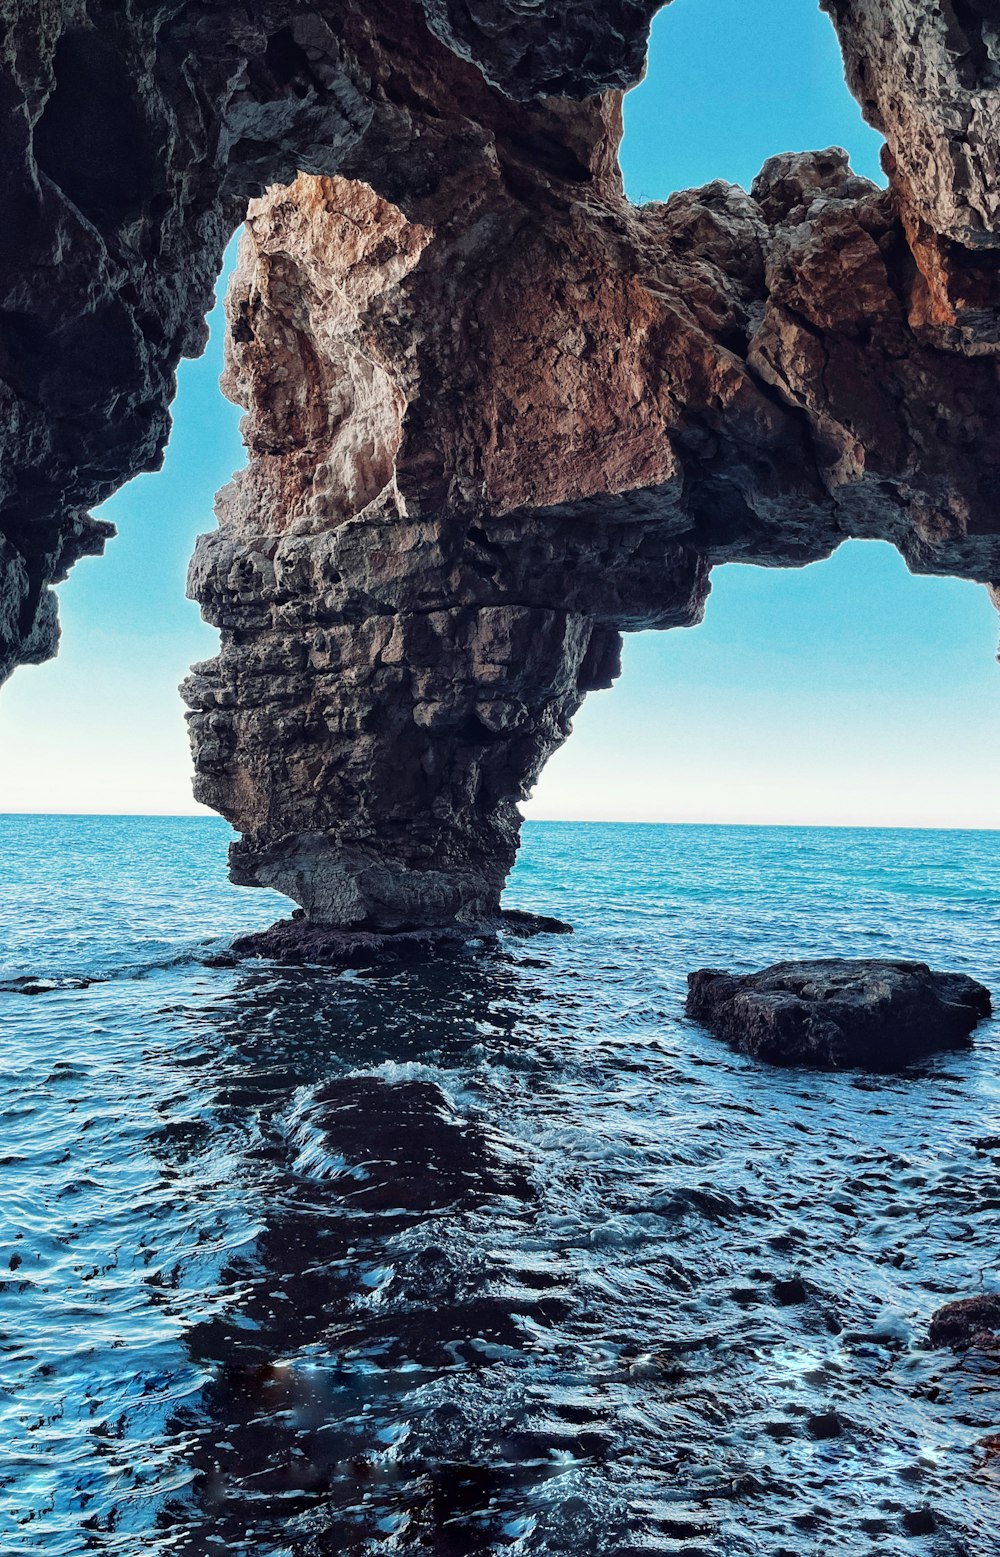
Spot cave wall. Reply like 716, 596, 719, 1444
2, 1, 1000, 929
0, 0, 661, 683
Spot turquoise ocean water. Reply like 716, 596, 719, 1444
2, 816, 1000, 1554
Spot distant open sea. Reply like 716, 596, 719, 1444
3, 815, 1000, 1555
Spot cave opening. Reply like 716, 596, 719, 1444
0, 234, 243, 818
619, 0, 885, 197
6, 3, 1000, 1549
525, 540, 1000, 831
1, 0, 997, 878
517, 0, 997, 837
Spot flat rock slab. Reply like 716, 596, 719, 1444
685, 959, 991, 1070
222, 908, 571, 966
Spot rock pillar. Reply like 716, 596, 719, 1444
185, 147, 1000, 931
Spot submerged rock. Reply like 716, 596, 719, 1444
928, 1294, 1000, 1351
807, 1411, 844, 1441
685, 959, 991, 1070
288, 1075, 533, 1210
0, 974, 102, 996
902, 1509, 937, 1538
228, 907, 571, 965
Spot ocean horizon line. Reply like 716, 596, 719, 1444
2, 812, 999, 835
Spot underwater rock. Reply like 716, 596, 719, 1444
773, 1276, 809, 1306
928, 1293, 1000, 1350
902, 1509, 937, 1537
289, 1074, 534, 1209
685, 959, 992, 1070
0, 974, 101, 996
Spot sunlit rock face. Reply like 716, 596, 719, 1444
2, 1, 1000, 927
825, 0, 1000, 246
823, 0, 1000, 351
0, 0, 661, 684
186, 147, 1000, 928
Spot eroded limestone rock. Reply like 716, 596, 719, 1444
186, 141, 1000, 927
685, 959, 992, 1069
0, 0, 658, 682
825, 0, 1000, 248
824, 0, 1000, 353
2, 2, 1000, 929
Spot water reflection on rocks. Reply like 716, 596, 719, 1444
160, 954, 622, 1554
138, 943, 1000, 1556
5, 824, 1000, 1554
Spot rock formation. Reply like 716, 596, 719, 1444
2, 2, 1000, 930
929, 1293, 1000, 1349
0, 0, 660, 686
685, 959, 992, 1069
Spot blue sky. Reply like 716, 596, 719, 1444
1, 0, 998, 825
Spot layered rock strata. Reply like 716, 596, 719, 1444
2, 2, 1000, 929
186, 134, 1000, 928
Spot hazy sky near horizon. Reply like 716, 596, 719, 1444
1, 0, 998, 826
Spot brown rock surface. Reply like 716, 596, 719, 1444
0, 0, 659, 683
824, 0, 1000, 249
929, 1293, 1000, 1350
1, 2, 1000, 927
187, 141, 1000, 926
824, 0, 1000, 353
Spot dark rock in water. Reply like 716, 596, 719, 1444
685, 960, 991, 1070
496, 909, 573, 938
773, 1276, 809, 1306
291, 1076, 533, 1211
0, 974, 101, 996
229, 908, 571, 965
928, 1294, 1000, 1351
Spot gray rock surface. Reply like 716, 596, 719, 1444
685, 959, 992, 1069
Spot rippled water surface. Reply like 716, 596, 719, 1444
3, 816, 1000, 1555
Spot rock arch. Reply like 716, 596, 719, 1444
1, 1, 999, 932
